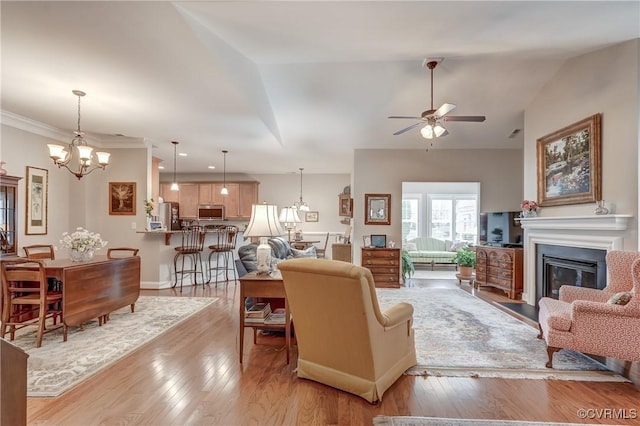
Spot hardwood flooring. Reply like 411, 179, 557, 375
26, 279, 640, 426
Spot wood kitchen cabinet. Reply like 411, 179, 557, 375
160, 183, 178, 203
361, 247, 401, 288
161, 181, 259, 220
474, 246, 523, 299
178, 183, 199, 219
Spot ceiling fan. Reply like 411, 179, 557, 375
389, 60, 486, 139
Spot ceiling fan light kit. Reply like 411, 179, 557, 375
389, 59, 485, 141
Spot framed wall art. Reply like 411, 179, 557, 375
338, 193, 353, 217
305, 211, 319, 222
25, 166, 48, 235
364, 193, 391, 225
536, 114, 601, 207
109, 182, 136, 215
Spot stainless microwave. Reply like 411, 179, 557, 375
198, 204, 225, 221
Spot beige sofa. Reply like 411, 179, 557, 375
278, 258, 416, 403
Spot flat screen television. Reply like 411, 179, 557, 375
478, 211, 523, 247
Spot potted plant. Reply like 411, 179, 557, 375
401, 249, 415, 281
453, 247, 476, 278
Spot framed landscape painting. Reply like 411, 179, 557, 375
536, 114, 601, 207
109, 182, 136, 215
26, 166, 48, 235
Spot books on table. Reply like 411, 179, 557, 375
245, 302, 271, 323
264, 308, 286, 325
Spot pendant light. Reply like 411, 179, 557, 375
170, 141, 179, 191
220, 150, 229, 195
48, 90, 111, 179
293, 167, 310, 211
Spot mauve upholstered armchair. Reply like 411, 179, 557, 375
278, 258, 416, 403
537, 250, 640, 373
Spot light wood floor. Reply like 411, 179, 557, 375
26, 279, 640, 426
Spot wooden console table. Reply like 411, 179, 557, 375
238, 271, 291, 364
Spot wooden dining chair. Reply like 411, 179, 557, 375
1, 258, 64, 347
315, 232, 330, 259
23, 244, 55, 260
107, 247, 140, 258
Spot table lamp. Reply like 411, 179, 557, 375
244, 204, 284, 274
279, 207, 301, 242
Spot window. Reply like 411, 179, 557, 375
429, 194, 477, 243
401, 197, 420, 241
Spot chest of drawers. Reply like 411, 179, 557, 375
474, 246, 523, 299
361, 247, 401, 288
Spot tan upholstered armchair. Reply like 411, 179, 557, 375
537, 250, 640, 372
278, 258, 416, 403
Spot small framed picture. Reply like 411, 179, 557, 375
147, 221, 164, 231
305, 211, 319, 222
370, 234, 387, 248
109, 182, 136, 215
26, 166, 49, 235
363, 235, 371, 247
365, 193, 391, 225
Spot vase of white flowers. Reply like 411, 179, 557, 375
61, 227, 107, 262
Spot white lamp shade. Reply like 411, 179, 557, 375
434, 123, 446, 137
279, 207, 301, 224
220, 186, 229, 195
297, 204, 310, 212
420, 124, 434, 139
170, 182, 179, 191
96, 151, 111, 165
48, 144, 65, 160
76, 145, 93, 161
244, 204, 285, 237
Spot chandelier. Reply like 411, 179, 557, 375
48, 90, 111, 179
293, 167, 310, 211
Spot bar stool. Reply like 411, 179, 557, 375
172, 225, 205, 292
206, 225, 239, 287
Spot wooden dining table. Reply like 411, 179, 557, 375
290, 240, 320, 250
16, 255, 141, 328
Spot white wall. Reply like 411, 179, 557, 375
352, 148, 523, 263
524, 39, 639, 249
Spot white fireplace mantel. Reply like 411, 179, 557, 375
519, 214, 632, 305
519, 214, 632, 231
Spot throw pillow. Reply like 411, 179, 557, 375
291, 246, 317, 258
404, 242, 417, 251
449, 241, 468, 252
607, 291, 632, 305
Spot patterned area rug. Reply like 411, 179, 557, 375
375, 287, 626, 381
373, 416, 602, 426
9, 296, 218, 397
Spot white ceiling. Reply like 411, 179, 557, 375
2, 1, 639, 175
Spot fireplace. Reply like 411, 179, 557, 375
519, 215, 631, 306
536, 244, 606, 306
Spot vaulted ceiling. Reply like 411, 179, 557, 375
2, 1, 638, 174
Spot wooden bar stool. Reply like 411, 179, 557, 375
172, 226, 205, 292
206, 225, 239, 287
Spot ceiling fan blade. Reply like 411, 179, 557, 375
393, 122, 422, 135
434, 103, 456, 117
388, 115, 422, 119
444, 115, 486, 122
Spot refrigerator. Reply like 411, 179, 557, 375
158, 202, 181, 230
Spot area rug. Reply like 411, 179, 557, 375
375, 287, 626, 381
9, 296, 218, 397
373, 416, 605, 426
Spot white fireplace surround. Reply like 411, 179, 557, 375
519, 215, 632, 305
